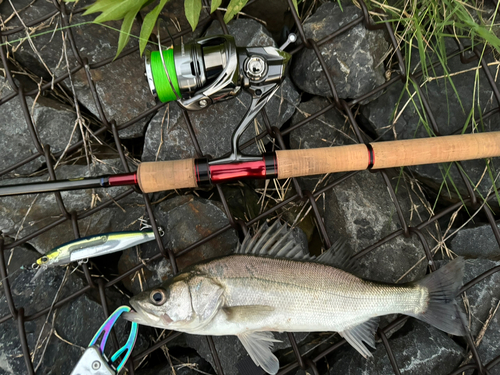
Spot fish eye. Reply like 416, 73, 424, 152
150, 289, 168, 305
40, 256, 48, 263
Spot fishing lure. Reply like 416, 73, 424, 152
70, 305, 138, 375
33, 230, 159, 273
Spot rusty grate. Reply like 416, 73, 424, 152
1, 0, 500, 374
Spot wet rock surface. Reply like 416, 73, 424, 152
323, 170, 430, 284
329, 320, 464, 375
450, 223, 500, 260
0, 78, 79, 175
0, 159, 144, 254
119, 194, 239, 294
291, 1, 388, 100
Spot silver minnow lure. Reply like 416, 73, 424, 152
124, 222, 465, 374
34, 230, 156, 269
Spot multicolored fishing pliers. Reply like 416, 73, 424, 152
70, 306, 138, 375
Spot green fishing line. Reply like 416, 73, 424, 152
150, 48, 181, 103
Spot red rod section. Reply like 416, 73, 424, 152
108, 172, 138, 186
210, 160, 267, 183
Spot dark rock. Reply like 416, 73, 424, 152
0, 78, 79, 175
0, 246, 147, 375
186, 332, 308, 375
323, 170, 430, 284
3, 0, 156, 138
135, 353, 214, 375
329, 320, 464, 375
360, 46, 500, 200
476, 307, 500, 374
142, 18, 299, 162
206, 18, 275, 47
289, 96, 357, 191
291, 2, 389, 100
119, 194, 239, 294
0, 159, 144, 253
242, 0, 294, 40
450, 223, 500, 260
218, 183, 261, 221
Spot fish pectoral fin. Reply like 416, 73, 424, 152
223, 305, 275, 322
237, 331, 281, 375
339, 317, 379, 358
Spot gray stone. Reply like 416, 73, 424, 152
0, 159, 144, 254
186, 332, 308, 375
0, 246, 147, 375
135, 352, 214, 375
329, 320, 464, 375
3, 0, 156, 138
289, 96, 358, 191
0, 78, 79, 175
142, 75, 299, 161
450, 223, 500, 260
291, 2, 389, 100
361, 47, 500, 200
118, 194, 239, 294
477, 308, 500, 374
206, 18, 275, 47
323, 170, 430, 284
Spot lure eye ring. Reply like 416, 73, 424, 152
150, 289, 168, 305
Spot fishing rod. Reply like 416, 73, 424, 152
1, 131, 499, 196
1, 34, 499, 196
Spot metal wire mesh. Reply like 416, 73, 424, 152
0, 0, 499, 374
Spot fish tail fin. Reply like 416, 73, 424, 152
411, 257, 466, 336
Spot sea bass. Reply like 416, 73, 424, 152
124, 222, 465, 374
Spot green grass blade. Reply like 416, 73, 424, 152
185, 0, 202, 31
224, 0, 248, 23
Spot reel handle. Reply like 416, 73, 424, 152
276, 132, 500, 178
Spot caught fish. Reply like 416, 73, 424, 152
33, 230, 157, 274
124, 222, 465, 374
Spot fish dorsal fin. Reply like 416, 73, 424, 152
236, 221, 311, 260
237, 331, 281, 375
339, 317, 379, 358
316, 239, 358, 274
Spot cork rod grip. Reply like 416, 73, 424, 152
137, 159, 197, 193
276, 132, 500, 179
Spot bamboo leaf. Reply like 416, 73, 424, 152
211, 0, 222, 14
115, 7, 140, 59
291, 0, 299, 15
139, 0, 171, 55
223, 0, 248, 23
84, 0, 126, 17
185, 0, 202, 31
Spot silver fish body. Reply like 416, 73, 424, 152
125, 222, 465, 374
